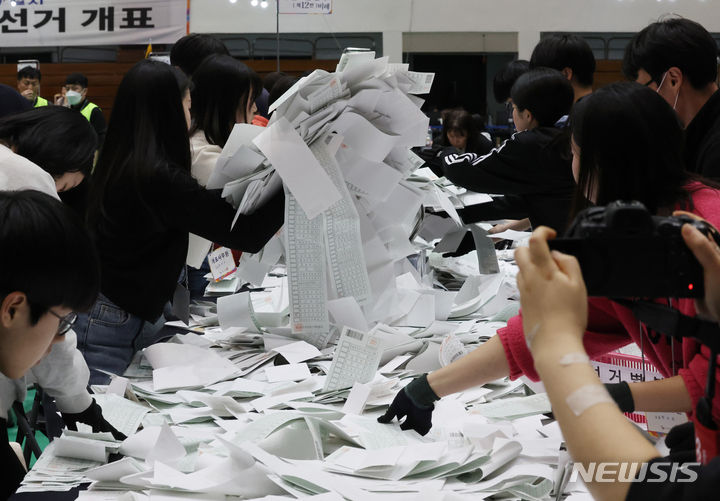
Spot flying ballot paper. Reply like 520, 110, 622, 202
254, 117, 341, 220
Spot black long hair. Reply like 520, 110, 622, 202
87, 59, 191, 226
0, 106, 96, 176
189, 54, 262, 148
570, 82, 691, 218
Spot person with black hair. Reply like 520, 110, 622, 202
55, 72, 106, 149
76, 60, 284, 383
170, 33, 230, 77
380, 83, 720, 442
189, 54, 262, 186
438, 68, 576, 232
623, 17, 720, 180
492, 59, 530, 104
0, 84, 31, 119
530, 34, 595, 103
267, 75, 298, 110
0, 190, 122, 499
16, 67, 47, 108
186, 54, 263, 300
0, 106, 97, 193
437, 109, 492, 156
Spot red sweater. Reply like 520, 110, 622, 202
498, 182, 720, 422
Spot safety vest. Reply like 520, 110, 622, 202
34, 96, 48, 108
80, 102, 100, 122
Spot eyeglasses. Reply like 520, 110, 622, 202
47, 310, 77, 336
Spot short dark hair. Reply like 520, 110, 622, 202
65, 72, 88, 88
170, 33, 229, 77
530, 34, 596, 87
268, 75, 297, 108
190, 54, 262, 147
622, 18, 718, 89
0, 190, 100, 323
0, 106, 97, 176
510, 68, 574, 127
263, 71, 288, 93
493, 60, 530, 103
570, 82, 690, 219
17, 67, 41, 81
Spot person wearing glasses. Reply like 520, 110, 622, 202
0, 190, 124, 498
623, 18, 720, 180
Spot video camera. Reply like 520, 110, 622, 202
548, 201, 720, 298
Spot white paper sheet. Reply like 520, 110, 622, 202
265, 363, 311, 383
254, 117, 341, 220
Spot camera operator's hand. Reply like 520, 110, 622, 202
515, 226, 588, 351
679, 215, 720, 322
377, 374, 439, 436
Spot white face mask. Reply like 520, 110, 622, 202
66, 90, 83, 106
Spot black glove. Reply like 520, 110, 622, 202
61, 399, 127, 440
605, 382, 635, 413
665, 421, 696, 455
377, 374, 439, 436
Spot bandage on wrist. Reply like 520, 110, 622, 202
566, 384, 615, 416
558, 352, 590, 366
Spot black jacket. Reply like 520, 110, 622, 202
684, 89, 720, 181
1, 418, 26, 499
441, 127, 575, 232
94, 165, 284, 321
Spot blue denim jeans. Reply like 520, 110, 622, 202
75, 294, 164, 385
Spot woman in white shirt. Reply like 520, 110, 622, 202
189, 54, 262, 186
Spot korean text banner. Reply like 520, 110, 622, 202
0, 0, 186, 47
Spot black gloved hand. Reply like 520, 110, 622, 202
377, 374, 439, 436
665, 421, 696, 455
61, 399, 127, 440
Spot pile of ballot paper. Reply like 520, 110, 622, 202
18, 334, 569, 499
180, 52, 535, 352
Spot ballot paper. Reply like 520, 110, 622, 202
54, 435, 111, 463
271, 340, 322, 364
144, 343, 239, 392
323, 328, 383, 391
337, 144, 403, 203
217, 291, 253, 329
254, 117, 341, 220
470, 393, 552, 420
469, 225, 501, 274
285, 190, 331, 346
207, 124, 266, 190
327, 296, 369, 332
313, 136, 372, 305
265, 363, 311, 383
93, 394, 149, 438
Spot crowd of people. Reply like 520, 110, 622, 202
1, 18, 720, 501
